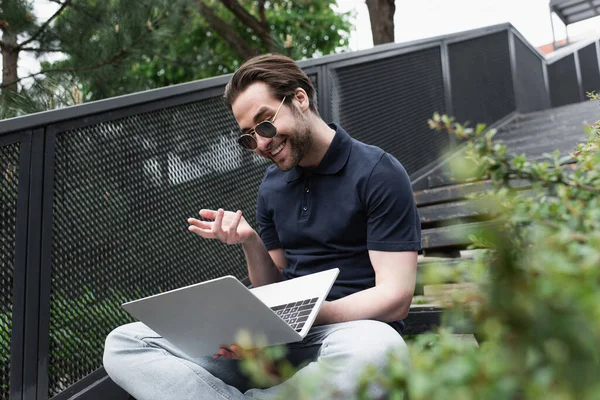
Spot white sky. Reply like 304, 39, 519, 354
11, 0, 600, 86
336, 0, 600, 50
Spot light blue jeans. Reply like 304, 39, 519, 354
103, 320, 409, 400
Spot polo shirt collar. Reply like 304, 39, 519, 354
285, 123, 351, 183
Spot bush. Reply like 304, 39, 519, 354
242, 95, 600, 399
355, 94, 600, 399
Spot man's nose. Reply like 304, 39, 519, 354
255, 134, 273, 151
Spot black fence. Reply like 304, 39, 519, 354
547, 39, 600, 107
0, 23, 598, 400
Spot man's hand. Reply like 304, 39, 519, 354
188, 209, 256, 245
213, 344, 258, 360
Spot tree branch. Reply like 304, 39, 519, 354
20, 47, 64, 52
1, 20, 155, 89
195, 0, 257, 59
258, 0, 268, 28
17, 0, 73, 50
219, 0, 277, 52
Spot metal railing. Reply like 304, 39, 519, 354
1, 22, 598, 400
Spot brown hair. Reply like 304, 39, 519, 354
224, 54, 319, 115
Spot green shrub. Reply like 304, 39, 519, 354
242, 95, 600, 399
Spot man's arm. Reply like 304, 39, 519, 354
242, 232, 285, 286
315, 251, 417, 325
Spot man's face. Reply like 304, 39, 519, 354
231, 82, 312, 172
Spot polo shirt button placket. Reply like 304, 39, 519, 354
301, 178, 311, 219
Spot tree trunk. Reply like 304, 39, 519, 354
1, 33, 19, 92
365, 0, 395, 45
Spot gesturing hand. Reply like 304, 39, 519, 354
188, 208, 256, 245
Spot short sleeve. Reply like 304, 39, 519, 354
256, 190, 282, 250
365, 154, 422, 252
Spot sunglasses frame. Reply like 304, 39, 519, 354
238, 96, 287, 150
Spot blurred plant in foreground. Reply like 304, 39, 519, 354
241, 95, 600, 399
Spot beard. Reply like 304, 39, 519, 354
276, 111, 313, 172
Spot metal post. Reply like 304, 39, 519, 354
6, 130, 33, 400
550, 8, 557, 51
440, 41, 455, 147
318, 64, 330, 122
36, 128, 58, 400
542, 61, 552, 109
574, 51, 585, 101
22, 128, 46, 400
508, 30, 521, 112
596, 41, 600, 87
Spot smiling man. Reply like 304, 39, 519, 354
103, 54, 421, 400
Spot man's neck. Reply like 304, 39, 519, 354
298, 117, 336, 169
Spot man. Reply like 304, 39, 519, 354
103, 54, 421, 400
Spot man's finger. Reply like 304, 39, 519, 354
227, 211, 243, 242
199, 209, 218, 220
187, 218, 212, 230
218, 347, 235, 360
230, 344, 256, 359
230, 344, 243, 359
187, 225, 214, 238
212, 209, 225, 238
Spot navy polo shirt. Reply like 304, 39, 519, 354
255, 124, 421, 333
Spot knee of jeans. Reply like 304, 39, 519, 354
103, 322, 143, 375
344, 320, 408, 367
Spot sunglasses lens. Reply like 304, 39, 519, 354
255, 122, 277, 138
238, 135, 257, 150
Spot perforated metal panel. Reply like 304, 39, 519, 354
548, 54, 581, 107
449, 31, 516, 125
513, 37, 549, 112
578, 44, 600, 95
0, 142, 19, 400
329, 47, 447, 176
48, 96, 270, 396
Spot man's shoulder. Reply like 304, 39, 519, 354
345, 135, 409, 187
259, 164, 286, 190
347, 137, 390, 173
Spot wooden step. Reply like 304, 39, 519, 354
421, 221, 499, 251
414, 180, 530, 206
419, 199, 494, 225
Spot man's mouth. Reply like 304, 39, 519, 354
271, 139, 287, 156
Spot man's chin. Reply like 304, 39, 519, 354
273, 156, 295, 172
275, 161, 294, 172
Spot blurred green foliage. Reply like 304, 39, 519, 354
241, 95, 600, 399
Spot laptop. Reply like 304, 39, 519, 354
121, 268, 340, 358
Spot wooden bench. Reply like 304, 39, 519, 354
404, 177, 531, 334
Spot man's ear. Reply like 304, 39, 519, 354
293, 88, 310, 113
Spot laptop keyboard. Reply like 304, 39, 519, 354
270, 297, 318, 332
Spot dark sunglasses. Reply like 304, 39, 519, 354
238, 97, 286, 150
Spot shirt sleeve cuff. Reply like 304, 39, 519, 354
367, 240, 422, 252
263, 239, 282, 251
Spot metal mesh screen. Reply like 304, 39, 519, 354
449, 31, 516, 125
0, 142, 19, 400
513, 36, 549, 112
49, 96, 270, 396
548, 55, 581, 107
578, 44, 600, 95
329, 47, 447, 176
